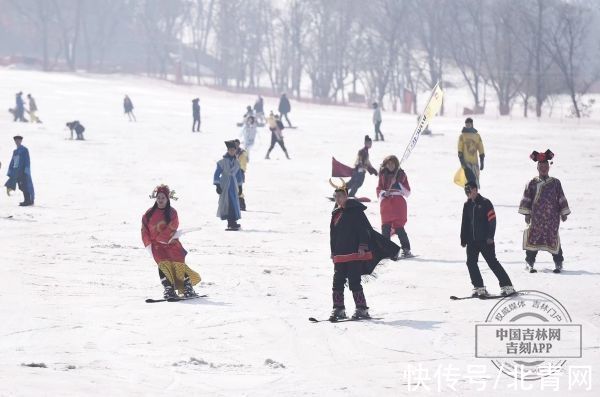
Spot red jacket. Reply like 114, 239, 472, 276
376, 169, 410, 229
141, 207, 187, 264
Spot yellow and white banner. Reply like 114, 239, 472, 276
400, 83, 444, 165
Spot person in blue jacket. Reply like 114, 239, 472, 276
5, 135, 35, 206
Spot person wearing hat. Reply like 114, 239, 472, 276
377, 155, 413, 258
457, 117, 485, 188
214, 141, 243, 230
5, 135, 35, 206
372, 102, 384, 141
192, 98, 201, 132
518, 150, 570, 273
328, 179, 400, 321
346, 135, 378, 197
460, 181, 514, 297
233, 139, 248, 211
142, 184, 201, 299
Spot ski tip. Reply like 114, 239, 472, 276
308, 317, 319, 322
449, 296, 459, 300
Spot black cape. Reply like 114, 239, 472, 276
331, 199, 400, 275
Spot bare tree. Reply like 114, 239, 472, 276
546, 0, 598, 118
448, 0, 487, 111
481, 0, 527, 116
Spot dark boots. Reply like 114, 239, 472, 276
160, 271, 178, 300
183, 275, 198, 298
351, 290, 370, 319
329, 290, 347, 321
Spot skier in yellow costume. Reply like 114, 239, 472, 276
457, 117, 485, 188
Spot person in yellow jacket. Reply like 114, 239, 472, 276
458, 117, 485, 188
234, 139, 249, 211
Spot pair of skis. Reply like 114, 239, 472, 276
145, 294, 208, 303
449, 291, 520, 300
308, 316, 383, 323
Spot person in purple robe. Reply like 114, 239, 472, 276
518, 150, 571, 273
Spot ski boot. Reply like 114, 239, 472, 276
351, 307, 371, 320
183, 276, 198, 298
501, 285, 516, 297
553, 262, 563, 274
351, 291, 370, 319
329, 307, 347, 322
471, 287, 489, 298
163, 285, 178, 300
401, 249, 415, 259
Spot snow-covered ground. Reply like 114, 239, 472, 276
0, 69, 598, 396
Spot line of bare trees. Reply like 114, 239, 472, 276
1, 0, 599, 117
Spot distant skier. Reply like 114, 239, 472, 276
241, 115, 258, 153
377, 155, 413, 258
5, 135, 35, 206
460, 181, 514, 297
27, 94, 41, 123
372, 102, 383, 141
346, 135, 377, 197
518, 150, 571, 274
328, 179, 400, 321
123, 95, 136, 122
66, 120, 85, 140
214, 140, 243, 230
14, 92, 27, 122
192, 98, 201, 132
458, 117, 485, 188
234, 139, 249, 211
278, 93, 292, 127
253, 95, 265, 124
265, 112, 290, 160
142, 184, 200, 299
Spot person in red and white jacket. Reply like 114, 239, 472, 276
376, 155, 413, 258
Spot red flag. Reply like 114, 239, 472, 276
332, 157, 354, 177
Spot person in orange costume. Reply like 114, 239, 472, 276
142, 184, 200, 299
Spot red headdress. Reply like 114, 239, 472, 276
530, 149, 554, 164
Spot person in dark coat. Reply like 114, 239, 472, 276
460, 181, 514, 297
5, 135, 35, 206
253, 95, 265, 123
14, 92, 27, 122
329, 179, 400, 321
278, 93, 292, 127
192, 98, 201, 132
123, 95, 136, 122
66, 121, 85, 140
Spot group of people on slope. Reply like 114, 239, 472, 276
11, 92, 41, 123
